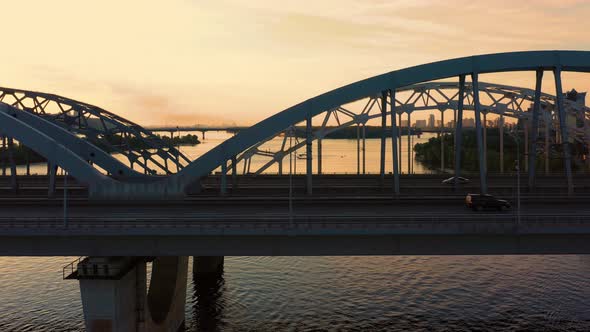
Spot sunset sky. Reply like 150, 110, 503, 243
1, 0, 590, 126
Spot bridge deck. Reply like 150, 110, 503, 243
1, 200, 589, 256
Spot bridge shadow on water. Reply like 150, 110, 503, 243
189, 269, 227, 332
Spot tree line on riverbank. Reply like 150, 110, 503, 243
413, 128, 587, 173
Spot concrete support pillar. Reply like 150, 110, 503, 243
553, 67, 574, 195
380, 91, 387, 184
317, 138, 322, 175
454, 75, 466, 191
500, 115, 504, 174
440, 110, 445, 173
390, 89, 400, 195
220, 160, 227, 196
306, 115, 313, 195
77, 256, 188, 332
193, 256, 224, 277
471, 73, 488, 194
7, 138, 17, 193
407, 112, 411, 174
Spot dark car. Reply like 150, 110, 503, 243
465, 193, 511, 211
442, 176, 470, 185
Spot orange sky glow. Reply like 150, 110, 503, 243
1, 0, 590, 126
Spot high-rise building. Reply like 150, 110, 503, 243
428, 114, 435, 128
415, 120, 427, 128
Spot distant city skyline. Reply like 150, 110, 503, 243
1, 1, 590, 126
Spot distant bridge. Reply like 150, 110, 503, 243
145, 125, 246, 139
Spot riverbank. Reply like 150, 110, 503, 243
1, 134, 200, 165
414, 128, 583, 172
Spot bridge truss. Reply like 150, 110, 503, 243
233, 81, 590, 177
0, 87, 190, 176
1, 50, 590, 198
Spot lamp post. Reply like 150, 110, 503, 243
288, 126, 294, 227
509, 127, 521, 227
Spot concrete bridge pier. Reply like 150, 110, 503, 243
76, 256, 188, 332
193, 256, 224, 277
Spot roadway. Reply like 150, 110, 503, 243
1, 174, 588, 198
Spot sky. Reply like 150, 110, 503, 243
1, 0, 590, 126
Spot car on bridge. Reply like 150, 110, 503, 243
465, 194, 511, 211
442, 176, 470, 184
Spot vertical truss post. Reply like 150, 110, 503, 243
545, 112, 550, 174
553, 67, 574, 195
231, 156, 237, 190
483, 112, 487, 172
390, 89, 400, 196
25, 146, 30, 176
362, 124, 366, 175
500, 115, 504, 174
7, 138, 17, 193
278, 158, 283, 175
1, 136, 5, 176
454, 75, 466, 191
472, 72, 488, 194
356, 124, 360, 175
398, 113, 402, 171
380, 91, 387, 184
523, 118, 529, 172
306, 115, 313, 195
407, 112, 411, 174
48, 162, 57, 197
440, 110, 445, 173
220, 159, 227, 196
317, 138, 322, 175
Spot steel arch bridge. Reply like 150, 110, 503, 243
1, 50, 590, 199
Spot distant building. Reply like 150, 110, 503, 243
462, 118, 475, 127
428, 114, 435, 128
401, 120, 409, 127
415, 120, 427, 128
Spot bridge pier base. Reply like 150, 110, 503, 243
76, 256, 188, 332
193, 256, 224, 277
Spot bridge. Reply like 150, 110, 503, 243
2, 50, 590, 331
144, 125, 246, 139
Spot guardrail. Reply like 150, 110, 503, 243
2, 214, 590, 236
63, 256, 84, 279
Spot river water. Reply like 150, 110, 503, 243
2, 133, 590, 331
